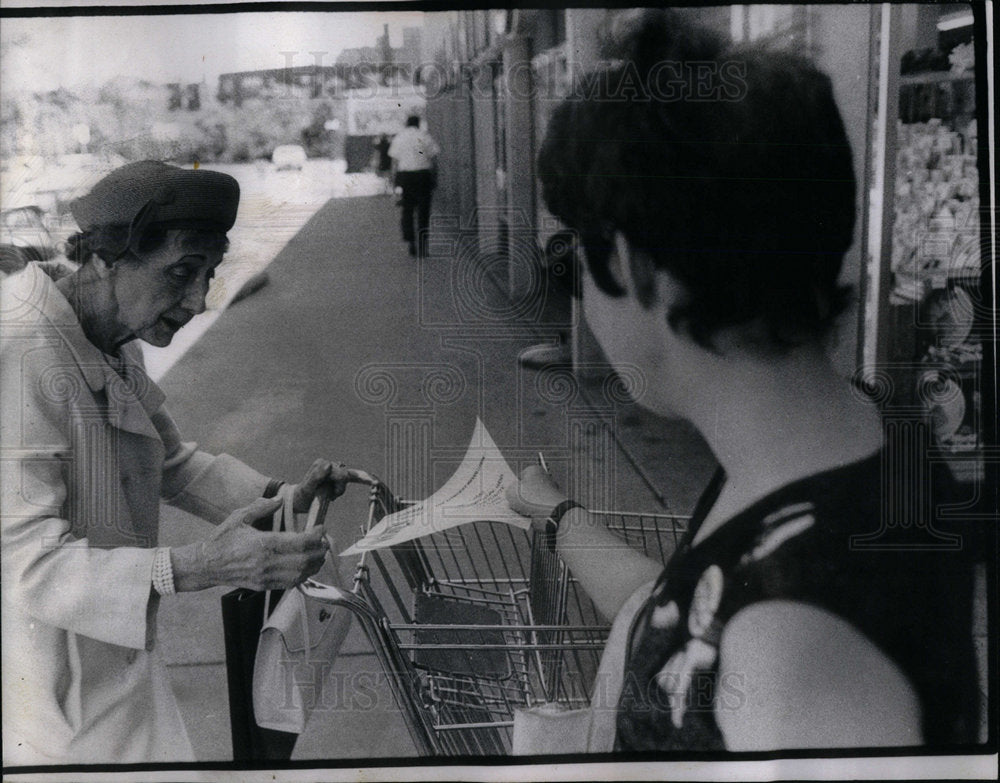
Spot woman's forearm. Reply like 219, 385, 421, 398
170, 542, 211, 592
556, 507, 664, 621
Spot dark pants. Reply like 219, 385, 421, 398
396, 170, 434, 254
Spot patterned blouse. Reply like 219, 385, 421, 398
615, 450, 980, 751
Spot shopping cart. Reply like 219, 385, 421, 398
301, 472, 689, 756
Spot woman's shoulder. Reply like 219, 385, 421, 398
716, 451, 971, 623
1, 263, 75, 335
2, 264, 48, 322
1, 267, 91, 400
716, 599, 923, 749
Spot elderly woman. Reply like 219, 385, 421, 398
1, 161, 342, 764
509, 11, 979, 752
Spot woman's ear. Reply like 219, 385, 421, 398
613, 231, 657, 307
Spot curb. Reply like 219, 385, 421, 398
229, 270, 270, 306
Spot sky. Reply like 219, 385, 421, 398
1, 10, 425, 92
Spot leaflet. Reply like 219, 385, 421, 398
341, 418, 529, 555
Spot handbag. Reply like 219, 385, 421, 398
221, 587, 298, 760
511, 580, 655, 755
252, 484, 353, 734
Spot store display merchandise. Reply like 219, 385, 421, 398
891, 118, 979, 303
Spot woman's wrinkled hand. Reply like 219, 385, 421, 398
291, 459, 353, 513
172, 496, 329, 592
505, 465, 570, 521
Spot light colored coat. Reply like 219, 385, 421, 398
1, 263, 269, 764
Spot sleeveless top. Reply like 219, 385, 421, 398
615, 450, 980, 751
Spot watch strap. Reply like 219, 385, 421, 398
262, 478, 285, 499
545, 499, 584, 553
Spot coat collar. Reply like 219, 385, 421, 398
7, 264, 167, 438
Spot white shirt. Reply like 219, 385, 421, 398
388, 126, 440, 172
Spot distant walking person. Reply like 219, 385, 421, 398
373, 134, 392, 192
389, 115, 439, 257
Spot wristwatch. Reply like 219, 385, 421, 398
262, 478, 286, 498
544, 499, 584, 553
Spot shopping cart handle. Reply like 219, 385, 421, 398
345, 468, 379, 486
305, 468, 380, 530
298, 577, 379, 619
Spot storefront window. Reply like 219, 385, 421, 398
863, 2, 983, 484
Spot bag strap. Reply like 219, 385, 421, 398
263, 483, 298, 620
298, 493, 324, 655
303, 485, 331, 533
295, 488, 334, 653
262, 485, 332, 651
282, 482, 296, 532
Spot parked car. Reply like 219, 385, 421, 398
272, 144, 307, 171
2, 153, 129, 218
0, 205, 57, 274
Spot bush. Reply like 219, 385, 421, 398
5, 80, 344, 165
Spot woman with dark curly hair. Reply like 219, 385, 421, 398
508, 10, 978, 752
1, 161, 352, 763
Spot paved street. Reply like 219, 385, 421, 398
155, 192, 716, 761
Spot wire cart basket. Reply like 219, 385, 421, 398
301, 475, 689, 756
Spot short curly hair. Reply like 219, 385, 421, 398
537, 9, 855, 349
66, 224, 229, 266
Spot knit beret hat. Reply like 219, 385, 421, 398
70, 160, 240, 234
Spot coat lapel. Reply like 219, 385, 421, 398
103, 345, 166, 442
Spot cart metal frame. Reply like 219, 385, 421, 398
300, 477, 688, 756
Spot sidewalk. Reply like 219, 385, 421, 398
155, 193, 716, 761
